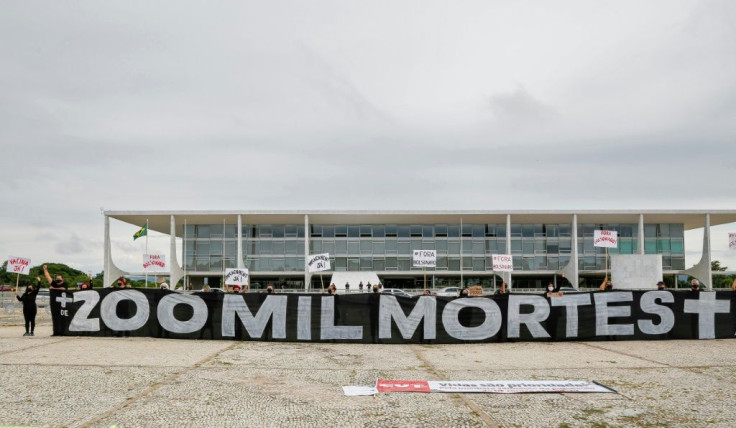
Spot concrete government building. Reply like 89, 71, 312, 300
102, 210, 736, 291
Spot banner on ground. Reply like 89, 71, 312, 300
492, 254, 514, 272
307, 253, 331, 272
594, 230, 618, 248
729, 233, 736, 250
225, 268, 249, 286
412, 250, 437, 268
50, 289, 736, 343
6, 256, 31, 275
142, 254, 166, 271
375, 379, 615, 394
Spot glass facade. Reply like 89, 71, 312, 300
183, 222, 686, 273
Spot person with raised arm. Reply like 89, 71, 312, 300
16, 277, 42, 336
43, 265, 69, 290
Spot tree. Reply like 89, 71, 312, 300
711, 260, 728, 271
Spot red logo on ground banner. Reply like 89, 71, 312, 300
376, 379, 431, 392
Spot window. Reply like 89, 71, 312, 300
386, 257, 398, 270
435, 224, 448, 237
360, 225, 372, 237
335, 225, 347, 237
372, 240, 385, 254
522, 224, 535, 238
196, 225, 211, 239
336, 240, 347, 254
398, 225, 410, 238
322, 226, 335, 238
348, 225, 359, 238
473, 224, 484, 238
348, 240, 359, 254
285, 225, 298, 237
348, 258, 359, 271
448, 240, 460, 254
272, 241, 284, 255
310, 225, 322, 238
472, 257, 484, 271
411, 225, 422, 237
385, 225, 397, 237
422, 240, 435, 250
322, 240, 335, 254
461, 224, 472, 237
448, 258, 460, 271
225, 225, 237, 238
360, 240, 371, 254
373, 258, 385, 271
272, 226, 284, 238
360, 257, 373, 270
335, 257, 347, 271
373, 225, 385, 237
485, 224, 496, 237
385, 239, 397, 254
448, 225, 460, 238
436, 240, 448, 253
423, 225, 434, 238
398, 241, 410, 254
398, 258, 411, 271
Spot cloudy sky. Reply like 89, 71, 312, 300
1, 1, 735, 274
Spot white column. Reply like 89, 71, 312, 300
169, 215, 185, 288
506, 214, 512, 288
304, 214, 310, 290
705, 213, 712, 289
237, 215, 243, 269
571, 213, 579, 287
103, 214, 111, 287
638, 214, 645, 255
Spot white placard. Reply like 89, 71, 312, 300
143, 254, 167, 271
412, 250, 437, 267
307, 253, 331, 273
729, 233, 736, 250
593, 230, 618, 248
225, 268, 249, 286
6, 256, 31, 275
492, 254, 514, 272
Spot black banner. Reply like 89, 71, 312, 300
50, 289, 736, 343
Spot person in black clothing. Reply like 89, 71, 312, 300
43, 264, 69, 290
16, 277, 42, 336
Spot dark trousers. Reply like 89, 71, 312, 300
24, 307, 37, 333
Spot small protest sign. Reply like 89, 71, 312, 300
492, 254, 514, 272
6, 256, 31, 275
593, 230, 618, 248
307, 253, 331, 273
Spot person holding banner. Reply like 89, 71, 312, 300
15, 277, 42, 336
43, 265, 68, 290
599, 276, 613, 291
495, 282, 508, 295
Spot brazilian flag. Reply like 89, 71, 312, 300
133, 223, 148, 240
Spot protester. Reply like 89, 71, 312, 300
423, 289, 431, 296
599, 276, 613, 291
359, 281, 364, 292
115, 277, 129, 288
327, 283, 337, 295
345, 282, 350, 293
690, 279, 701, 291
495, 282, 508, 295
224, 284, 241, 293
159, 280, 169, 290
266, 284, 275, 294
43, 264, 69, 290
732, 278, 736, 291
372, 284, 379, 293
202, 285, 211, 292
546, 282, 555, 293
241, 284, 249, 293
16, 277, 42, 336
657, 281, 666, 290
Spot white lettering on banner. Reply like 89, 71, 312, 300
492, 254, 514, 272
6, 256, 31, 275
307, 253, 331, 273
442, 298, 502, 340
379, 296, 436, 340
297, 296, 312, 341
70, 291, 100, 332
594, 292, 634, 336
225, 268, 249, 286
101, 290, 150, 331
320, 296, 363, 340
507, 295, 551, 338
157, 294, 208, 334
683, 292, 731, 339
412, 250, 437, 268
56, 292, 74, 309
729, 233, 736, 251
221, 294, 287, 338
142, 254, 167, 271
550, 294, 592, 338
593, 230, 618, 248
637, 291, 675, 335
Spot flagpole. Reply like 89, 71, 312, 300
145, 218, 149, 289
183, 218, 187, 290
460, 217, 463, 288
15, 273, 19, 293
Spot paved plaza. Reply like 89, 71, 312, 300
1, 313, 735, 427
